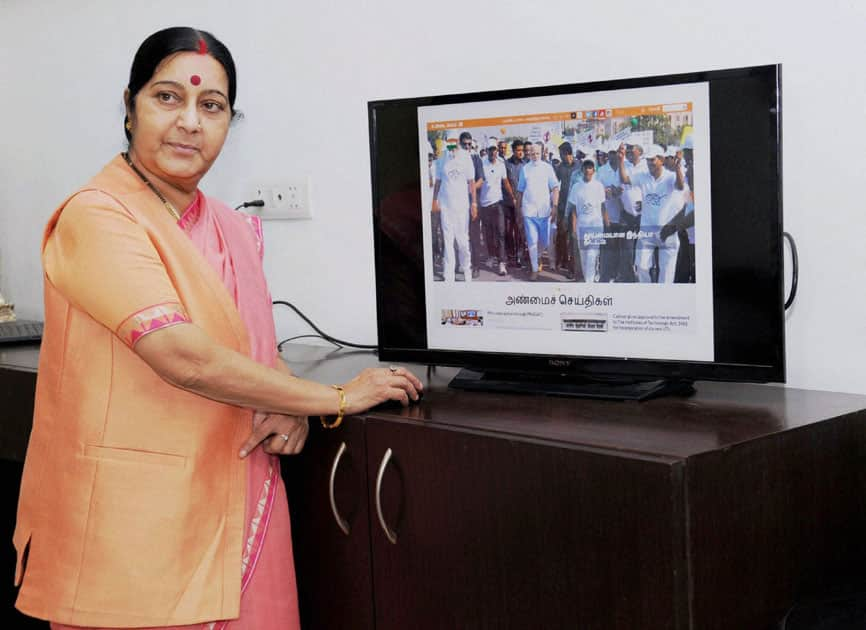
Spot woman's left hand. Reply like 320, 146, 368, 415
239, 411, 309, 458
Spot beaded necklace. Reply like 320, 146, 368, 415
122, 152, 181, 221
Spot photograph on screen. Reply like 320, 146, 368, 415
418, 82, 714, 363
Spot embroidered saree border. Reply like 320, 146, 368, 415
211, 456, 280, 630
116, 301, 191, 347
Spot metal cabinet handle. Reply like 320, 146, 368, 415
329, 441, 350, 536
375, 448, 398, 544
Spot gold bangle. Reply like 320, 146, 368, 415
320, 384, 346, 429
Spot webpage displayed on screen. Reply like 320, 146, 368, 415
418, 82, 713, 362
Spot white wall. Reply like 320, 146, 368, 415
1, 0, 864, 394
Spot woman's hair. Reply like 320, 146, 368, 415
124, 27, 237, 141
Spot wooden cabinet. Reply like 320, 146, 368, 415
364, 419, 682, 630
281, 418, 375, 630
0, 348, 38, 462
287, 414, 688, 629
0, 348, 50, 629
280, 346, 866, 630
5, 345, 866, 629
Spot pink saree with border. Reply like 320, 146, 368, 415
51, 192, 300, 630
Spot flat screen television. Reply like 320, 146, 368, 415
368, 64, 783, 400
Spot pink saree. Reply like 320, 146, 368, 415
51, 192, 300, 630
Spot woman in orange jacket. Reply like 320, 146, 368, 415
14, 26, 421, 630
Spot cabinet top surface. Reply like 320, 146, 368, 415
6, 344, 865, 460
279, 345, 866, 460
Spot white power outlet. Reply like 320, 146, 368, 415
244, 178, 312, 220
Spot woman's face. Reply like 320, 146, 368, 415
127, 51, 231, 188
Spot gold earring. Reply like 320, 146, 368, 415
125, 121, 132, 131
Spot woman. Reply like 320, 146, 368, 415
13, 27, 421, 629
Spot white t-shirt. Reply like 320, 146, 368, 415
667, 176, 689, 224
631, 169, 682, 227
435, 153, 474, 213
622, 158, 647, 216
480, 157, 507, 207
595, 163, 625, 223
517, 160, 559, 218
567, 177, 606, 228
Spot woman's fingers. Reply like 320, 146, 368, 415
263, 433, 289, 454
239, 416, 277, 458
388, 367, 423, 398
379, 366, 422, 402
342, 366, 425, 414
389, 386, 411, 406
284, 417, 309, 454
243, 414, 309, 457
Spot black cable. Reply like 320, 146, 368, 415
234, 199, 265, 211
273, 300, 378, 350
782, 231, 798, 310
277, 334, 341, 352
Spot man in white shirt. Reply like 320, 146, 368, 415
480, 142, 516, 276
621, 144, 647, 211
516, 142, 560, 281
567, 158, 606, 283
428, 149, 445, 277
432, 138, 478, 282
460, 131, 485, 279
618, 144, 685, 283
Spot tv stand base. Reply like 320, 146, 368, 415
448, 368, 695, 401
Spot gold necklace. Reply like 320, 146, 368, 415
122, 152, 181, 221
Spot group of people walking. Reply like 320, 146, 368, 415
430, 130, 696, 284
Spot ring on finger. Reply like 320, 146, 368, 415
389, 365, 399, 374
279, 433, 290, 442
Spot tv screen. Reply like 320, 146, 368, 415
369, 65, 783, 399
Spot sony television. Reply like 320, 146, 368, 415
368, 64, 783, 400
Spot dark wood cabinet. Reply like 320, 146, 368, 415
0, 348, 48, 629
365, 419, 682, 630
4, 345, 866, 629
0, 348, 38, 462
280, 346, 866, 630
281, 418, 375, 630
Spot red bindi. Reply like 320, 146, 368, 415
190, 74, 201, 86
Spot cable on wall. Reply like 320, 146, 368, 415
273, 300, 377, 351
783, 231, 798, 310
234, 199, 265, 211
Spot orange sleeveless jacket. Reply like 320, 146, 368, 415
14, 156, 251, 627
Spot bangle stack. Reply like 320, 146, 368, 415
320, 384, 346, 429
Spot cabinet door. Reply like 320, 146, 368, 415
366, 418, 685, 630
282, 418, 374, 630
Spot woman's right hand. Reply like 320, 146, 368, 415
341, 366, 423, 414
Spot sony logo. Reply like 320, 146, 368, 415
548, 359, 572, 368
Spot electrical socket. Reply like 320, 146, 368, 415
245, 178, 312, 220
